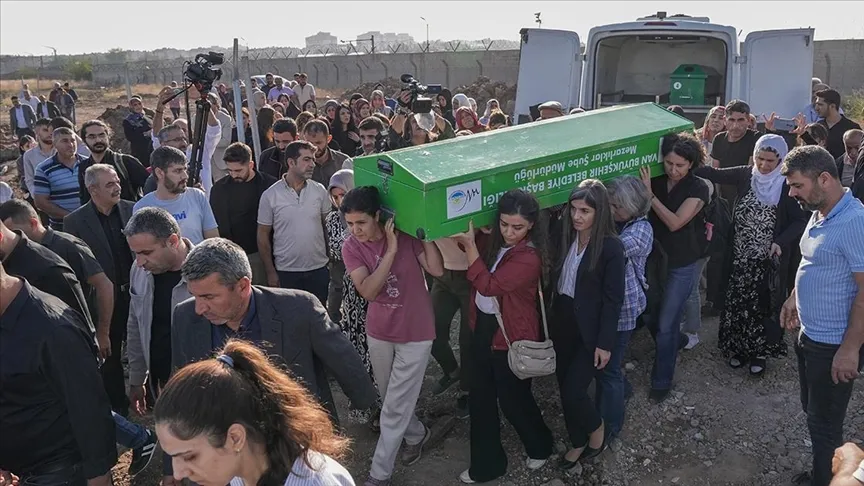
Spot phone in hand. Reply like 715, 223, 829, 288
773, 117, 797, 132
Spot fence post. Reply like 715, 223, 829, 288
232, 39, 245, 145
124, 62, 132, 100
240, 55, 262, 161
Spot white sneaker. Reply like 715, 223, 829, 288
684, 333, 700, 350
526, 458, 547, 470
459, 469, 476, 484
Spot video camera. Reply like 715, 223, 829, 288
185, 52, 224, 93
400, 74, 442, 114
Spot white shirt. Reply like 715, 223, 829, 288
13, 106, 27, 127
23, 96, 39, 111
295, 83, 316, 106
475, 247, 511, 314
557, 239, 586, 298
228, 451, 354, 486
268, 86, 295, 102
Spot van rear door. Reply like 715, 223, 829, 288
513, 28, 583, 124
739, 29, 814, 119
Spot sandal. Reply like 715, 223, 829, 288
749, 357, 766, 376
728, 355, 747, 369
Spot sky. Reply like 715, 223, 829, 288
1, 0, 863, 56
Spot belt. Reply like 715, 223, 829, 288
20, 457, 80, 477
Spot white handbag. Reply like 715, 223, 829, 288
492, 282, 556, 380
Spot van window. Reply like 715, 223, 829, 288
593, 35, 728, 110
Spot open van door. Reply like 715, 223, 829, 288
739, 28, 814, 119
513, 28, 583, 125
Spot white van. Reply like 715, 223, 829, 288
513, 12, 815, 126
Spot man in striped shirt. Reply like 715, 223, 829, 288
780, 146, 864, 486
33, 127, 83, 232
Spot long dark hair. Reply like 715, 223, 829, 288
484, 189, 549, 284
331, 104, 357, 148
557, 179, 617, 273
154, 340, 349, 486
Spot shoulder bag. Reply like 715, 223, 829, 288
492, 281, 556, 380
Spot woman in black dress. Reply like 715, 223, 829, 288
694, 134, 808, 374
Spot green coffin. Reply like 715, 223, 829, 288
353, 103, 693, 241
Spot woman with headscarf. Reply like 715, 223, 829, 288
468, 97, 478, 114
353, 98, 372, 125
331, 104, 360, 157
452, 93, 471, 114
324, 170, 380, 428
455, 106, 487, 134
323, 99, 341, 124
479, 99, 500, 126
438, 88, 456, 127
696, 106, 726, 154
694, 134, 808, 375
370, 90, 393, 118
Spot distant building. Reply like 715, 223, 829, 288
356, 31, 414, 45
306, 32, 337, 48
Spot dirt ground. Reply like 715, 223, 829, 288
109, 313, 863, 486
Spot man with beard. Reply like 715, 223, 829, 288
780, 145, 864, 486
78, 120, 149, 204
814, 89, 861, 160
133, 146, 218, 245
22, 118, 55, 199
301, 119, 352, 187
258, 118, 298, 179
257, 141, 331, 306
210, 143, 276, 285
358, 116, 387, 156
122, 96, 154, 168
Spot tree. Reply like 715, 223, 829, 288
105, 47, 127, 63
65, 59, 92, 81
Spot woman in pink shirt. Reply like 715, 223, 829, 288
340, 186, 444, 486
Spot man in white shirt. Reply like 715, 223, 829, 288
294, 73, 316, 107
21, 90, 40, 112
257, 140, 331, 307
22, 119, 56, 197
133, 146, 219, 245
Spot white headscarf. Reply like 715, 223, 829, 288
452, 93, 470, 112
750, 134, 789, 206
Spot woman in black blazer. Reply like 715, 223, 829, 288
694, 134, 808, 375
550, 179, 625, 472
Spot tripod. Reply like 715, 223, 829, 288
162, 82, 212, 188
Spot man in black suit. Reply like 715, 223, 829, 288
9, 95, 37, 139
36, 95, 60, 120
65, 163, 136, 416
171, 237, 378, 423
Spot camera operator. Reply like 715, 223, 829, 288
358, 116, 388, 156
389, 90, 455, 150
146, 86, 222, 198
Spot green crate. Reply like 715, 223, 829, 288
353, 103, 693, 241
670, 64, 720, 106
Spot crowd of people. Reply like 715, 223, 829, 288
0, 73, 863, 486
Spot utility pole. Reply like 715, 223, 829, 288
534, 12, 542, 28
420, 17, 430, 52
232, 38, 245, 144
43, 45, 58, 63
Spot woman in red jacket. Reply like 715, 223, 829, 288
451, 189, 554, 484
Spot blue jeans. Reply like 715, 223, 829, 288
113, 411, 149, 449
651, 262, 699, 390
680, 257, 708, 334
595, 329, 634, 438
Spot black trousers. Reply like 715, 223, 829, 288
551, 295, 603, 449
795, 333, 864, 486
101, 290, 129, 416
430, 270, 473, 392
468, 310, 553, 482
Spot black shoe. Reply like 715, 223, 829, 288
128, 429, 157, 477
557, 453, 582, 472
648, 388, 671, 404
431, 371, 459, 395
749, 357, 766, 376
791, 470, 811, 485
729, 355, 747, 369
677, 332, 689, 351
580, 440, 608, 462
455, 394, 469, 419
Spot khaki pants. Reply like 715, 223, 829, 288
248, 252, 267, 286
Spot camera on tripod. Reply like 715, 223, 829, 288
400, 74, 442, 114
185, 52, 224, 92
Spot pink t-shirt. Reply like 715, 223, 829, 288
342, 231, 434, 343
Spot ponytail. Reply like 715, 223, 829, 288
154, 339, 349, 485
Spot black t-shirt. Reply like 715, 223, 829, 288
41, 229, 104, 322
710, 129, 760, 169
216, 177, 265, 254
150, 270, 182, 383
650, 174, 710, 269
820, 116, 861, 159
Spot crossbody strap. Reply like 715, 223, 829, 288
491, 279, 550, 347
